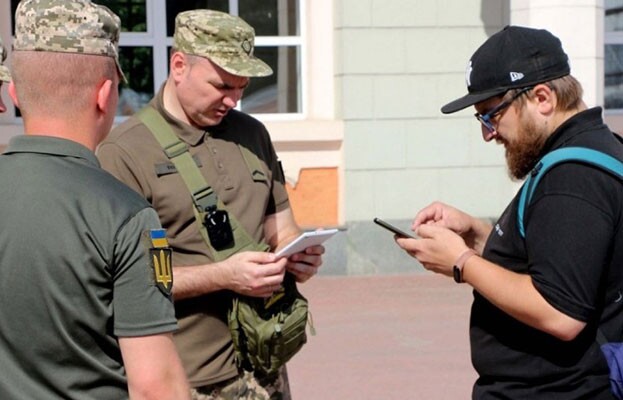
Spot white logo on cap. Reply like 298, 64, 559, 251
465, 61, 473, 87
510, 72, 524, 82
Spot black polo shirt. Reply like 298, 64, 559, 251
472, 108, 623, 399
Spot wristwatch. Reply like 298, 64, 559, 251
453, 249, 478, 283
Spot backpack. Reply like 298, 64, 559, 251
517, 146, 623, 398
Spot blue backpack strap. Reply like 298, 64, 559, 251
517, 147, 623, 238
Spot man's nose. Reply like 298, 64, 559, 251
223, 89, 243, 108
481, 125, 498, 142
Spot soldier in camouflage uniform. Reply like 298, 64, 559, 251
98, 9, 325, 400
2, 1, 190, 399
0, 36, 11, 113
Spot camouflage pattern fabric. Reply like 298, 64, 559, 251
190, 367, 291, 400
174, 9, 273, 78
13, 0, 126, 82
0, 37, 9, 82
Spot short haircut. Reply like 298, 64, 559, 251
11, 51, 117, 119
512, 75, 584, 112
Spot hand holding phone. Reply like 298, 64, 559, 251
373, 218, 415, 238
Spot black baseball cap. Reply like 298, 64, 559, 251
441, 25, 570, 114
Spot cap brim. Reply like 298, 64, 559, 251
441, 88, 507, 114
209, 54, 273, 78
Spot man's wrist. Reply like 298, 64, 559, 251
453, 249, 478, 284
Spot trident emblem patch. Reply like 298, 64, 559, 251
149, 229, 173, 296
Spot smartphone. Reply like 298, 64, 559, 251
275, 228, 339, 258
373, 218, 414, 238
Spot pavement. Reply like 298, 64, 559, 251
287, 273, 477, 400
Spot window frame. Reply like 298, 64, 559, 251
604, 2, 623, 113
116, 0, 307, 122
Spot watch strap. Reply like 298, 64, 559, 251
453, 249, 477, 283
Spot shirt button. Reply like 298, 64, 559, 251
211, 148, 217, 154
218, 162, 224, 169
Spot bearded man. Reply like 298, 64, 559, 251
396, 26, 623, 399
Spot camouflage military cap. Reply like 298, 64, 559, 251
0, 37, 10, 83
174, 9, 273, 78
13, 0, 126, 82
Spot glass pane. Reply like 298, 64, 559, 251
605, 44, 623, 109
118, 46, 154, 116
98, 0, 147, 32
241, 45, 300, 114
240, 0, 299, 36
606, 0, 623, 32
166, 1, 229, 36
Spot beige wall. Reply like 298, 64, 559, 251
338, 0, 516, 222
338, 0, 605, 222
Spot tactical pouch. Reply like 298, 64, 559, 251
228, 274, 310, 377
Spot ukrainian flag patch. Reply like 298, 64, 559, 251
150, 229, 169, 248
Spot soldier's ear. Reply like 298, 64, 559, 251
170, 51, 189, 82
96, 79, 115, 115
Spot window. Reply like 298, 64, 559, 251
605, 0, 623, 110
106, 0, 303, 116
10, 0, 304, 117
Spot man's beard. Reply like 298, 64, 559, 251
504, 114, 549, 180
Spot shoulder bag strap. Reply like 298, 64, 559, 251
518, 147, 623, 238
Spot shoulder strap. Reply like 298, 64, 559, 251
137, 107, 218, 213
517, 147, 623, 238
136, 107, 269, 260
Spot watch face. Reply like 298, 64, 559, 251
453, 265, 462, 283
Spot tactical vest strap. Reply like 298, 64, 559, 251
137, 107, 269, 261
138, 107, 218, 213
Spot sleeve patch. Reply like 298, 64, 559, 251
144, 229, 173, 296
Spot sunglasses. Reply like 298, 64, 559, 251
474, 87, 533, 133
